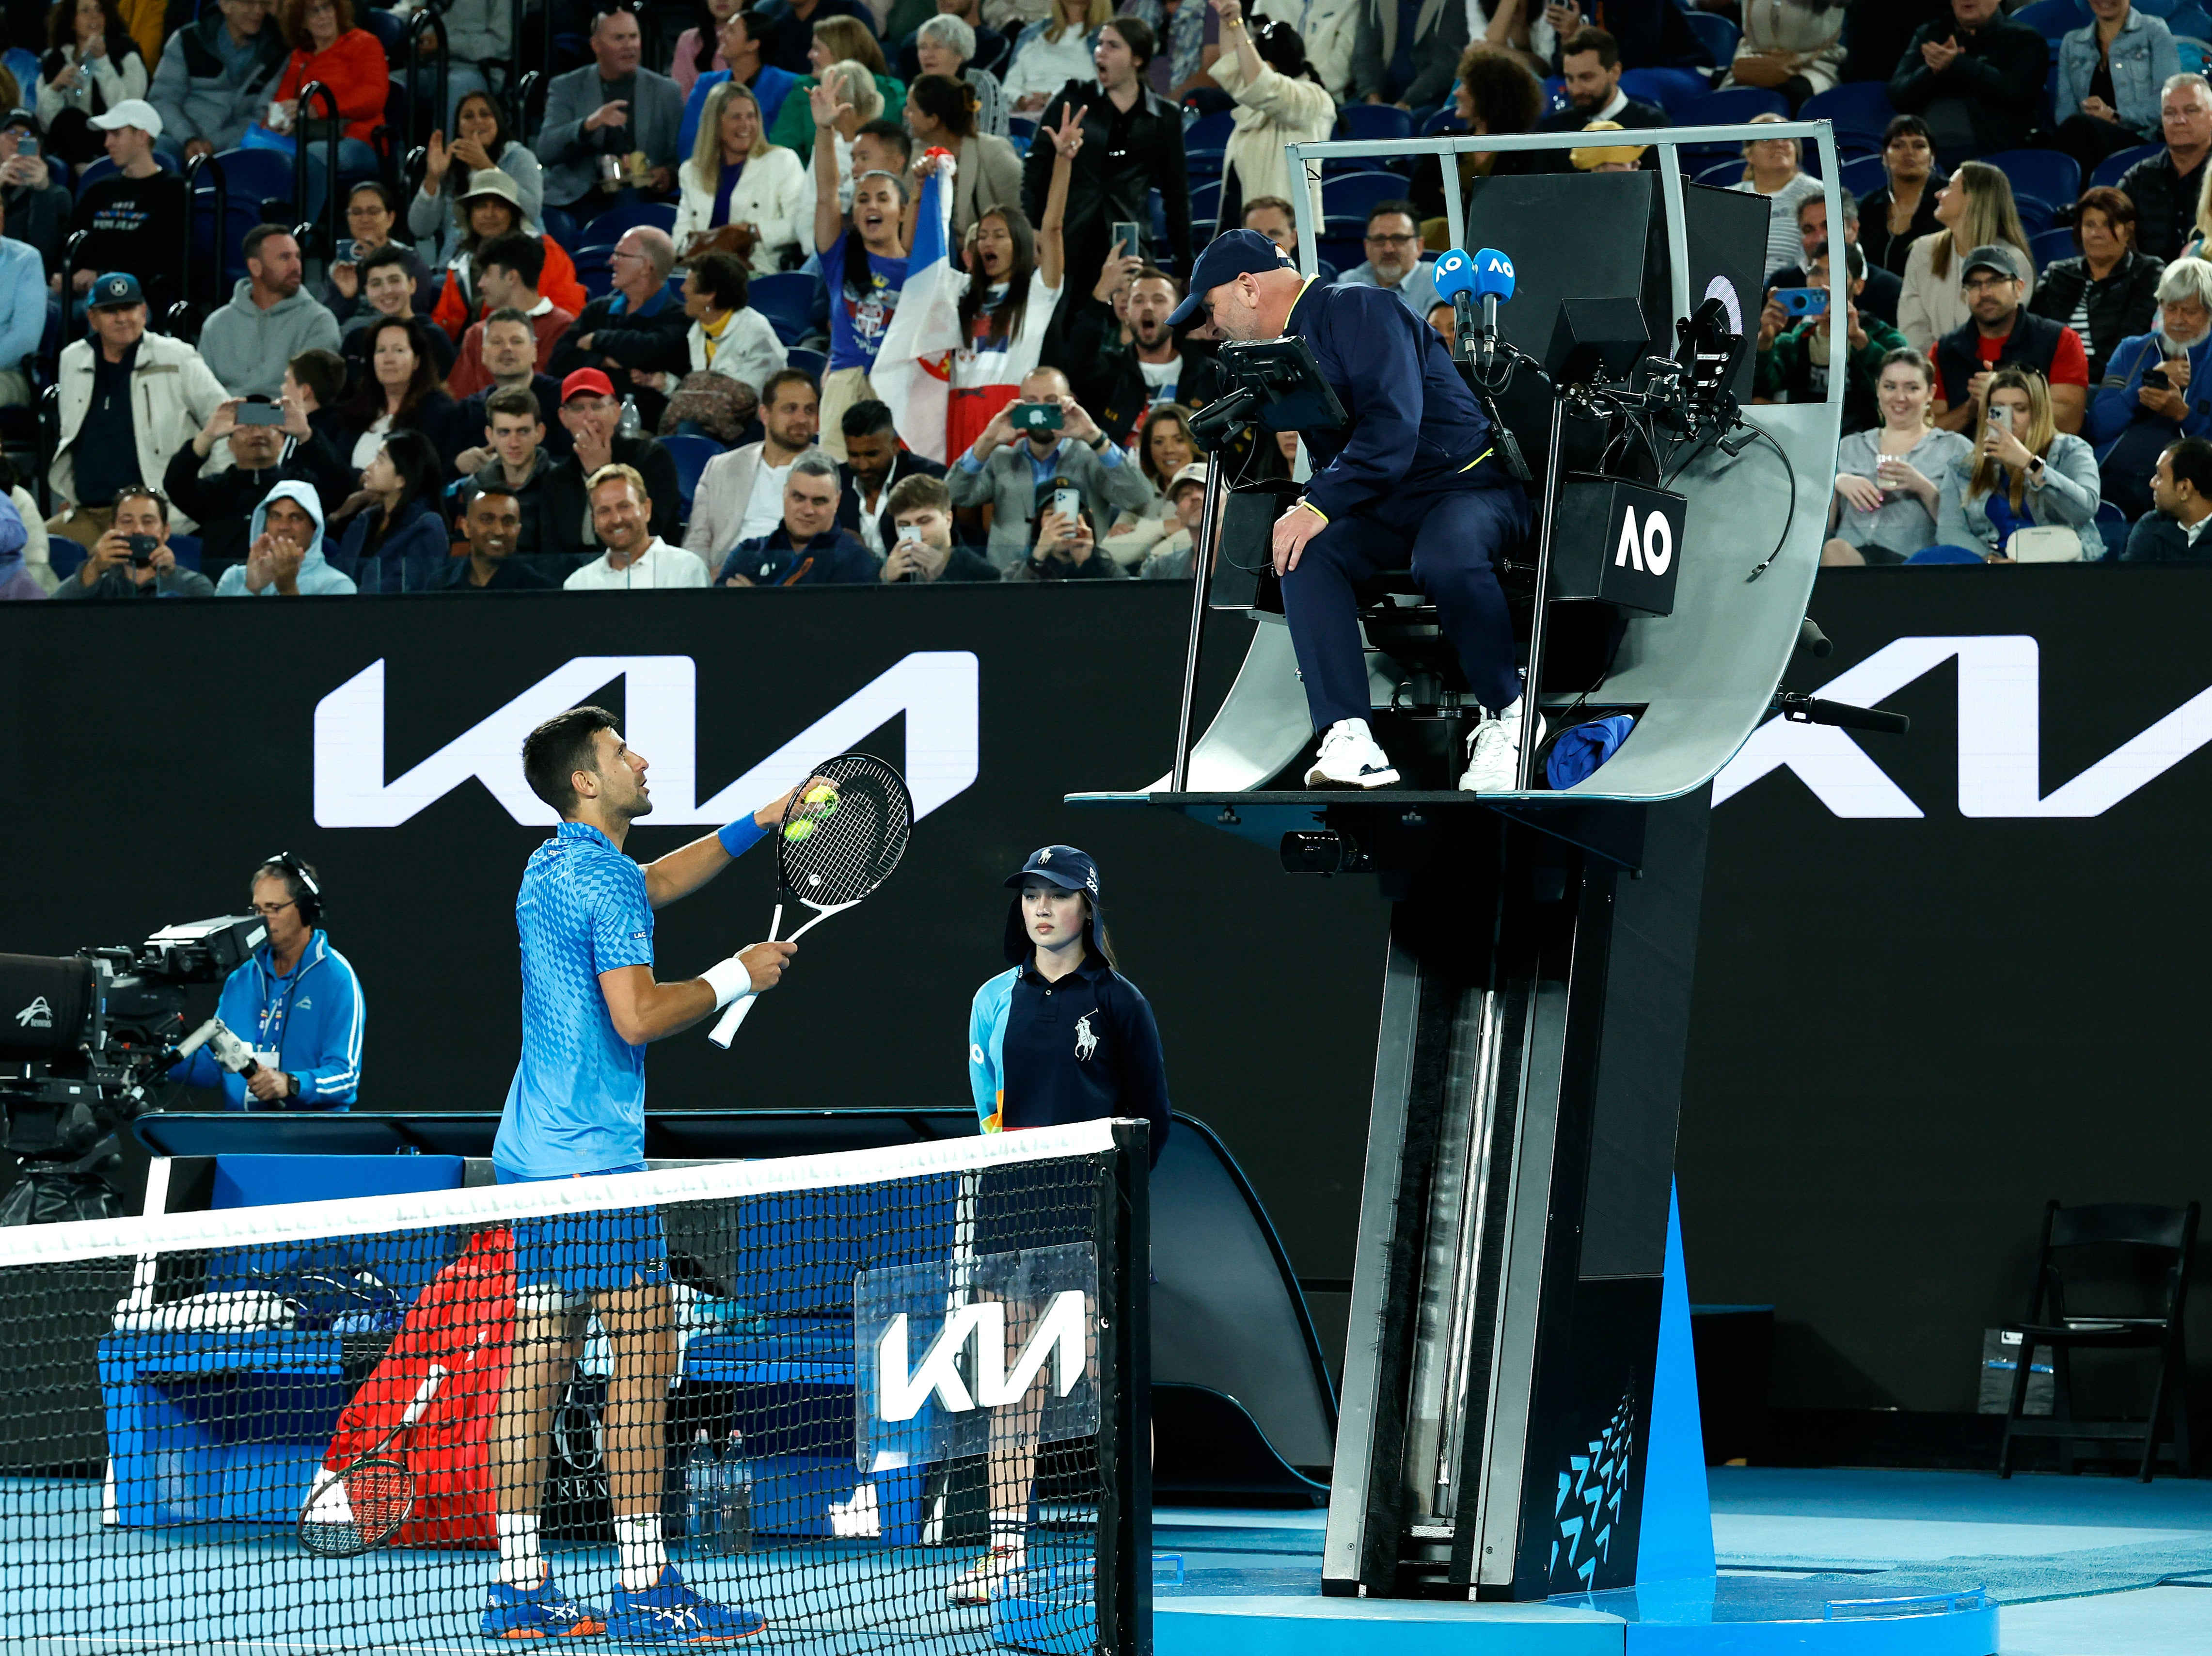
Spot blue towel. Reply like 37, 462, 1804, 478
1545, 715, 1636, 790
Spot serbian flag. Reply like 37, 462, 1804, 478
871, 148, 964, 462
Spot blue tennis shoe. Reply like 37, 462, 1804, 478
607, 1565, 767, 1643
481, 1571, 607, 1639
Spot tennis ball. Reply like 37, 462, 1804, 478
803, 783, 839, 815
783, 819, 816, 843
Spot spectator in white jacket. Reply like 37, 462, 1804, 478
1255, 0, 1360, 98
1720, 0, 1846, 111
1205, 0, 1332, 232
672, 77, 808, 273
35, 0, 150, 167
1003, 0, 1106, 114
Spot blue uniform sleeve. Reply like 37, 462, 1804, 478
290, 950, 365, 1108
588, 859, 656, 975
1303, 288, 1427, 522
1108, 977, 1170, 1167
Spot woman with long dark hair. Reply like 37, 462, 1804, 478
1203, 0, 1331, 232
329, 428, 453, 592
33, 0, 145, 165
409, 89, 545, 269
958, 845, 1167, 1604
902, 72, 1021, 243
943, 104, 1076, 459
672, 0, 741, 96
1102, 401, 1196, 567
335, 316, 462, 470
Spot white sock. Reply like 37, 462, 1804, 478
987, 1513, 1027, 1560
496, 1513, 544, 1588
615, 1513, 669, 1592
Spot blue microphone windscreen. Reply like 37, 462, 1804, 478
1472, 248, 1517, 302
1432, 249, 1477, 300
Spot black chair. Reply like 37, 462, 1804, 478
1997, 1200, 2198, 1482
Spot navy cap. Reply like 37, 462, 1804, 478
1004, 845, 1103, 963
89, 272, 143, 309
1166, 229, 1295, 328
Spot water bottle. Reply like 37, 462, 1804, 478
617, 395, 642, 440
718, 1428, 753, 1554
684, 1429, 717, 1548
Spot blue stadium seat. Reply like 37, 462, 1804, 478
1185, 109, 1235, 154
1422, 108, 1465, 137
2091, 141, 2164, 189
750, 271, 820, 344
2095, 499, 2131, 558
2029, 226, 2078, 271
1907, 544, 1988, 564
1839, 153, 1887, 199
362, 6, 403, 56
786, 345, 827, 381
1337, 104, 1413, 144
661, 433, 720, 512
1190, 178, 1222, 230
1692, 158, 1745, 190
585, 197, 678, 241
2012, 194, 2057, 236
167, 532, 203, 571
572, 244, 616, 298
1622, 66, 1715, 115
1539, 76, 1566, 116
75, 149, 181, 195
207, 146, 297, 218
1798, 82, 1898, 146
1981, 149, 2081, 213
2168, 0, 2212, 37
1320, 170, 1408, 222
1677, 86, 1788, 127
1685, 10, 1738, 65
2015, 0, 2089, 42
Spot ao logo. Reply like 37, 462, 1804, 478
312, 652, 979, 828
1716, 634, 2212, 818
1480, 251, 1514, 283
1612, 507, 1674, 576
875, 1292, 1088, 1421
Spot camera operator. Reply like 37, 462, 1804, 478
169, 855, 364, 1110
50, 486, 214, 599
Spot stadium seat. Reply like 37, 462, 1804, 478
2170, 0, 2212, 38
661, 433, 720, 512
2012, 194, 2057, 236
1692, 158, 1745, 190
2015, 0, 2089, 41
586, 197, 678, 241
1321, 171, 1408, 222
1190, 178, 1222, 230
207, 146, 298, 219
1839, 153, 1887, 199
167, 532, 203, 571
74, 151, 182, 195
2029, 226, 2078, 271
786, 345, 827, 380
541, 204, 580, 247
1622, 66, 1713, 116
1422, 108, 1465, 137
1337, 104, 1413, 144
1539, 75, 1567, 115
2095, 500, 2131, 557
1185, 109, 1234, 154
749, 271, 819, 344
1677, 86, 1788, 127
1798, 83, 1898, 147
1981, 150, 2081, 213
573, 245, 616, 298
1907, 544, 1987, 563
2091, 141, 2164, 189
1684, 10, 1738, 65
363, 6, 403, 56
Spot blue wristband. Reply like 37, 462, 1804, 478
718, 814, 768, 859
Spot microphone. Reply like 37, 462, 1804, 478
1433, 249, 1479, 362
1469, 248, 1515, 375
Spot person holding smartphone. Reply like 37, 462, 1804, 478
879, 472, 999, 583
1006, 481, 1124, 580
1935, 366, 2103, 562
51, 484, 214, 599
1824, 350, 1973, 566
949, 363, 1152, 568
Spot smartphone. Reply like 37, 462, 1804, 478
2144, 366, 2172, 390
17, 136, 37, 159
1050, 485, 1082, 523
1988, 405, 2012, 431
1774, 287, 1827, 318
334, 238, 358, 265
125, 534, 158, 567
1011, 401, 1063, 433
1110, 220, 1142, 260
235, 399, 287, 426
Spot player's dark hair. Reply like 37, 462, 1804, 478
524, 705, 621, 813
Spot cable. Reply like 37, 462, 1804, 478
1735, 421, 1799, 582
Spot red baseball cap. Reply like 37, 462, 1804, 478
561, 367, 616, 403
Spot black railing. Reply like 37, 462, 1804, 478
292, 80, 347, 260
400, 0, 452, 163
179, 149, 229, 334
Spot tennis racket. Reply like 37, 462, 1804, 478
297, 1363, 445, 1557
708, 751, 914, 1049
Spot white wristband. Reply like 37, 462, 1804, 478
701, 955, 755, 1009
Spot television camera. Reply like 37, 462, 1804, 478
0, 914, 268, 1223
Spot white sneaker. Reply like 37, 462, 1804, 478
1459, 701, 1546, 792
1305, 718, 1401, 789
947, 1540, 1024, 1606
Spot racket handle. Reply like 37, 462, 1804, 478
708, 992, 759, 1049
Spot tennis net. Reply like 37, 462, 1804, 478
0, 1117, 1152, 1655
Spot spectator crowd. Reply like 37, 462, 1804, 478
1, 0, 2209, 604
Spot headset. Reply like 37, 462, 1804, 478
263, 851, 325, 928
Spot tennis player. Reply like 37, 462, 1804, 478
483, 704, 806, 1642
955, 845, 1170, 1606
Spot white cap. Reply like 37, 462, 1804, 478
89, 98, 163, 138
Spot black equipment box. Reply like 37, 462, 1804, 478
1549, 475, 1686, 616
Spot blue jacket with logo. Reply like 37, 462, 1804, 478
969, 953, 1169, 1164
170, 929, 365, 1110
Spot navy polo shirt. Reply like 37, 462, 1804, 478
1000, 952, 1171, 1164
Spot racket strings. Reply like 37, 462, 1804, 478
779, 757, 912, 908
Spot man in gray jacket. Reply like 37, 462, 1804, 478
947, 367, 1153, 569
538, 6, 683, 215
148, 0, 290, 164
198, 225, 344, 398
1348, 0, 1469, 115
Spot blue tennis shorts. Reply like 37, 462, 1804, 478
496, 1162, 670, 1296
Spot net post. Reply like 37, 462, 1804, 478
1093, 1119, 1153, 1655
